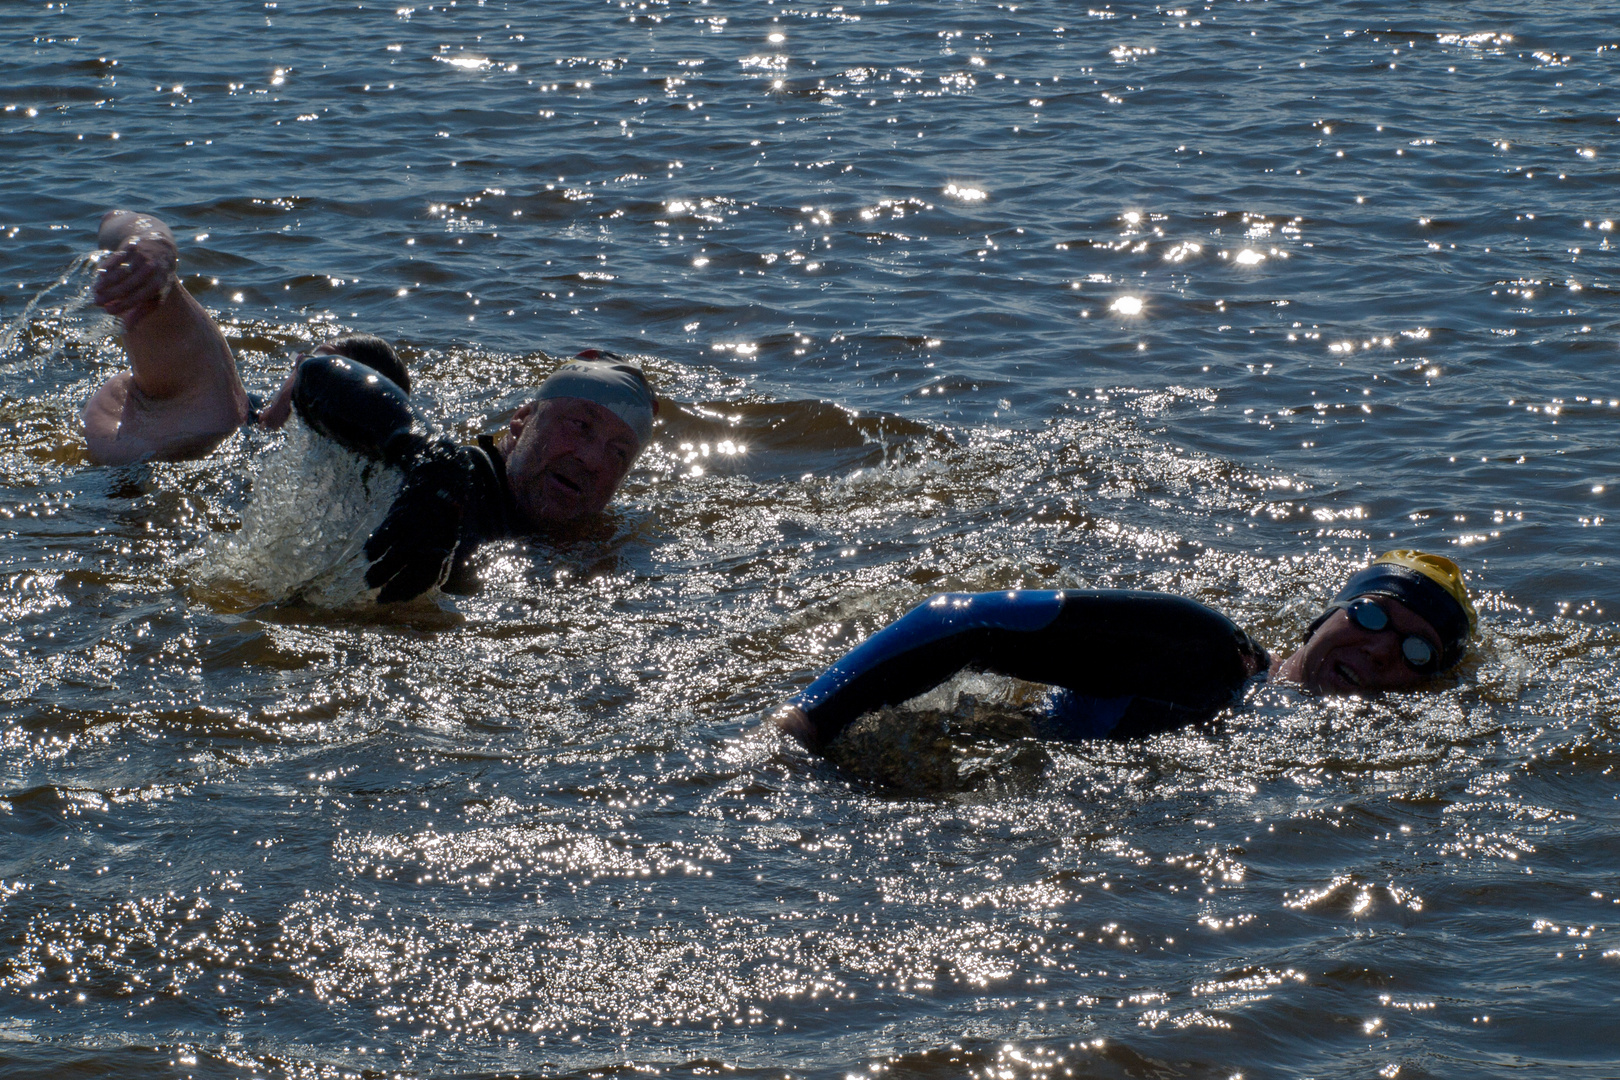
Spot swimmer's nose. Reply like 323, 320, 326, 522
1358, 630, 1407, 675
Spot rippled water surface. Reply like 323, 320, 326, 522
3, 1, 1618, 1077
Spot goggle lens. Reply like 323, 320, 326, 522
1347, 599, 1389, 633
1401, 635, 1436, 669
1346, 598, 1438, 673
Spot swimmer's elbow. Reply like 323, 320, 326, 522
770, 702, 824, 753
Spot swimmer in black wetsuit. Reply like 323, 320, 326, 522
83, 209, 658, 601
284, 347, 655, 600
772, 551, 1476, 753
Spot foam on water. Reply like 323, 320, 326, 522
205, 422, 402, 607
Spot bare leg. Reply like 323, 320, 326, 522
82, 211, 249, 464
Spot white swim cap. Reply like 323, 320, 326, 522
536, 354, 657, 445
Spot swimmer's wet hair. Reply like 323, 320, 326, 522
330, 333, 409, 394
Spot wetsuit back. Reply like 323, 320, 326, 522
289, 354, 518, 602
790, 590, 1269, 748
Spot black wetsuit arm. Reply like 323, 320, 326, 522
290, 353, 429, 465
287, 356, 522, 603
361, 438, 519, 603
787, 589, 1268, 749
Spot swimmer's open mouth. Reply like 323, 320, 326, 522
548, 471, 582, 494
1335, 662, 1361, 689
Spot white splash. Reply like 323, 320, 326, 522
206, 422, 403, 607
0, 251, 106, 369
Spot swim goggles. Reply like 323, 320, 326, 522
1343, 597, 1440, 673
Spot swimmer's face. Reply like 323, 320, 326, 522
503, 397, 640, 527
1279, 597, 1444, 695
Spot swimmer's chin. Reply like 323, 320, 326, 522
513, 479, 606, 532
1269, 656, 1363, 697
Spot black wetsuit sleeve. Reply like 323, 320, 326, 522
461, 435, 520, 548
361, 439, 518, 603
788, 589, 1268, 749
289, 356, 520, 603
290, 353, 429, 466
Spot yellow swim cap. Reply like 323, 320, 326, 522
1370, 550, 1477, 635
1319, 549, 1477, 668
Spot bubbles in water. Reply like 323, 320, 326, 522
827, 675, 1054, 794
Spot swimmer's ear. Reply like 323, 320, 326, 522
509, 400, 538, 440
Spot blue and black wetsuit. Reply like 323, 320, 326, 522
289, 353, 519, 602
788, 590, 1269, 750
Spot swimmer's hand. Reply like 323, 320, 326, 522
363, 443, 471, 603
94, 213, 179, 330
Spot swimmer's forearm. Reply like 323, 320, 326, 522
770, 703, 819, 750
290, 353, 426, 463
782, 593, 1014, 752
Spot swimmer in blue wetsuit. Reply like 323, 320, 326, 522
83, 210, 658, 601
772, 551, 1476, 752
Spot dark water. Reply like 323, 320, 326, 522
2, 1, 1618, 1077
